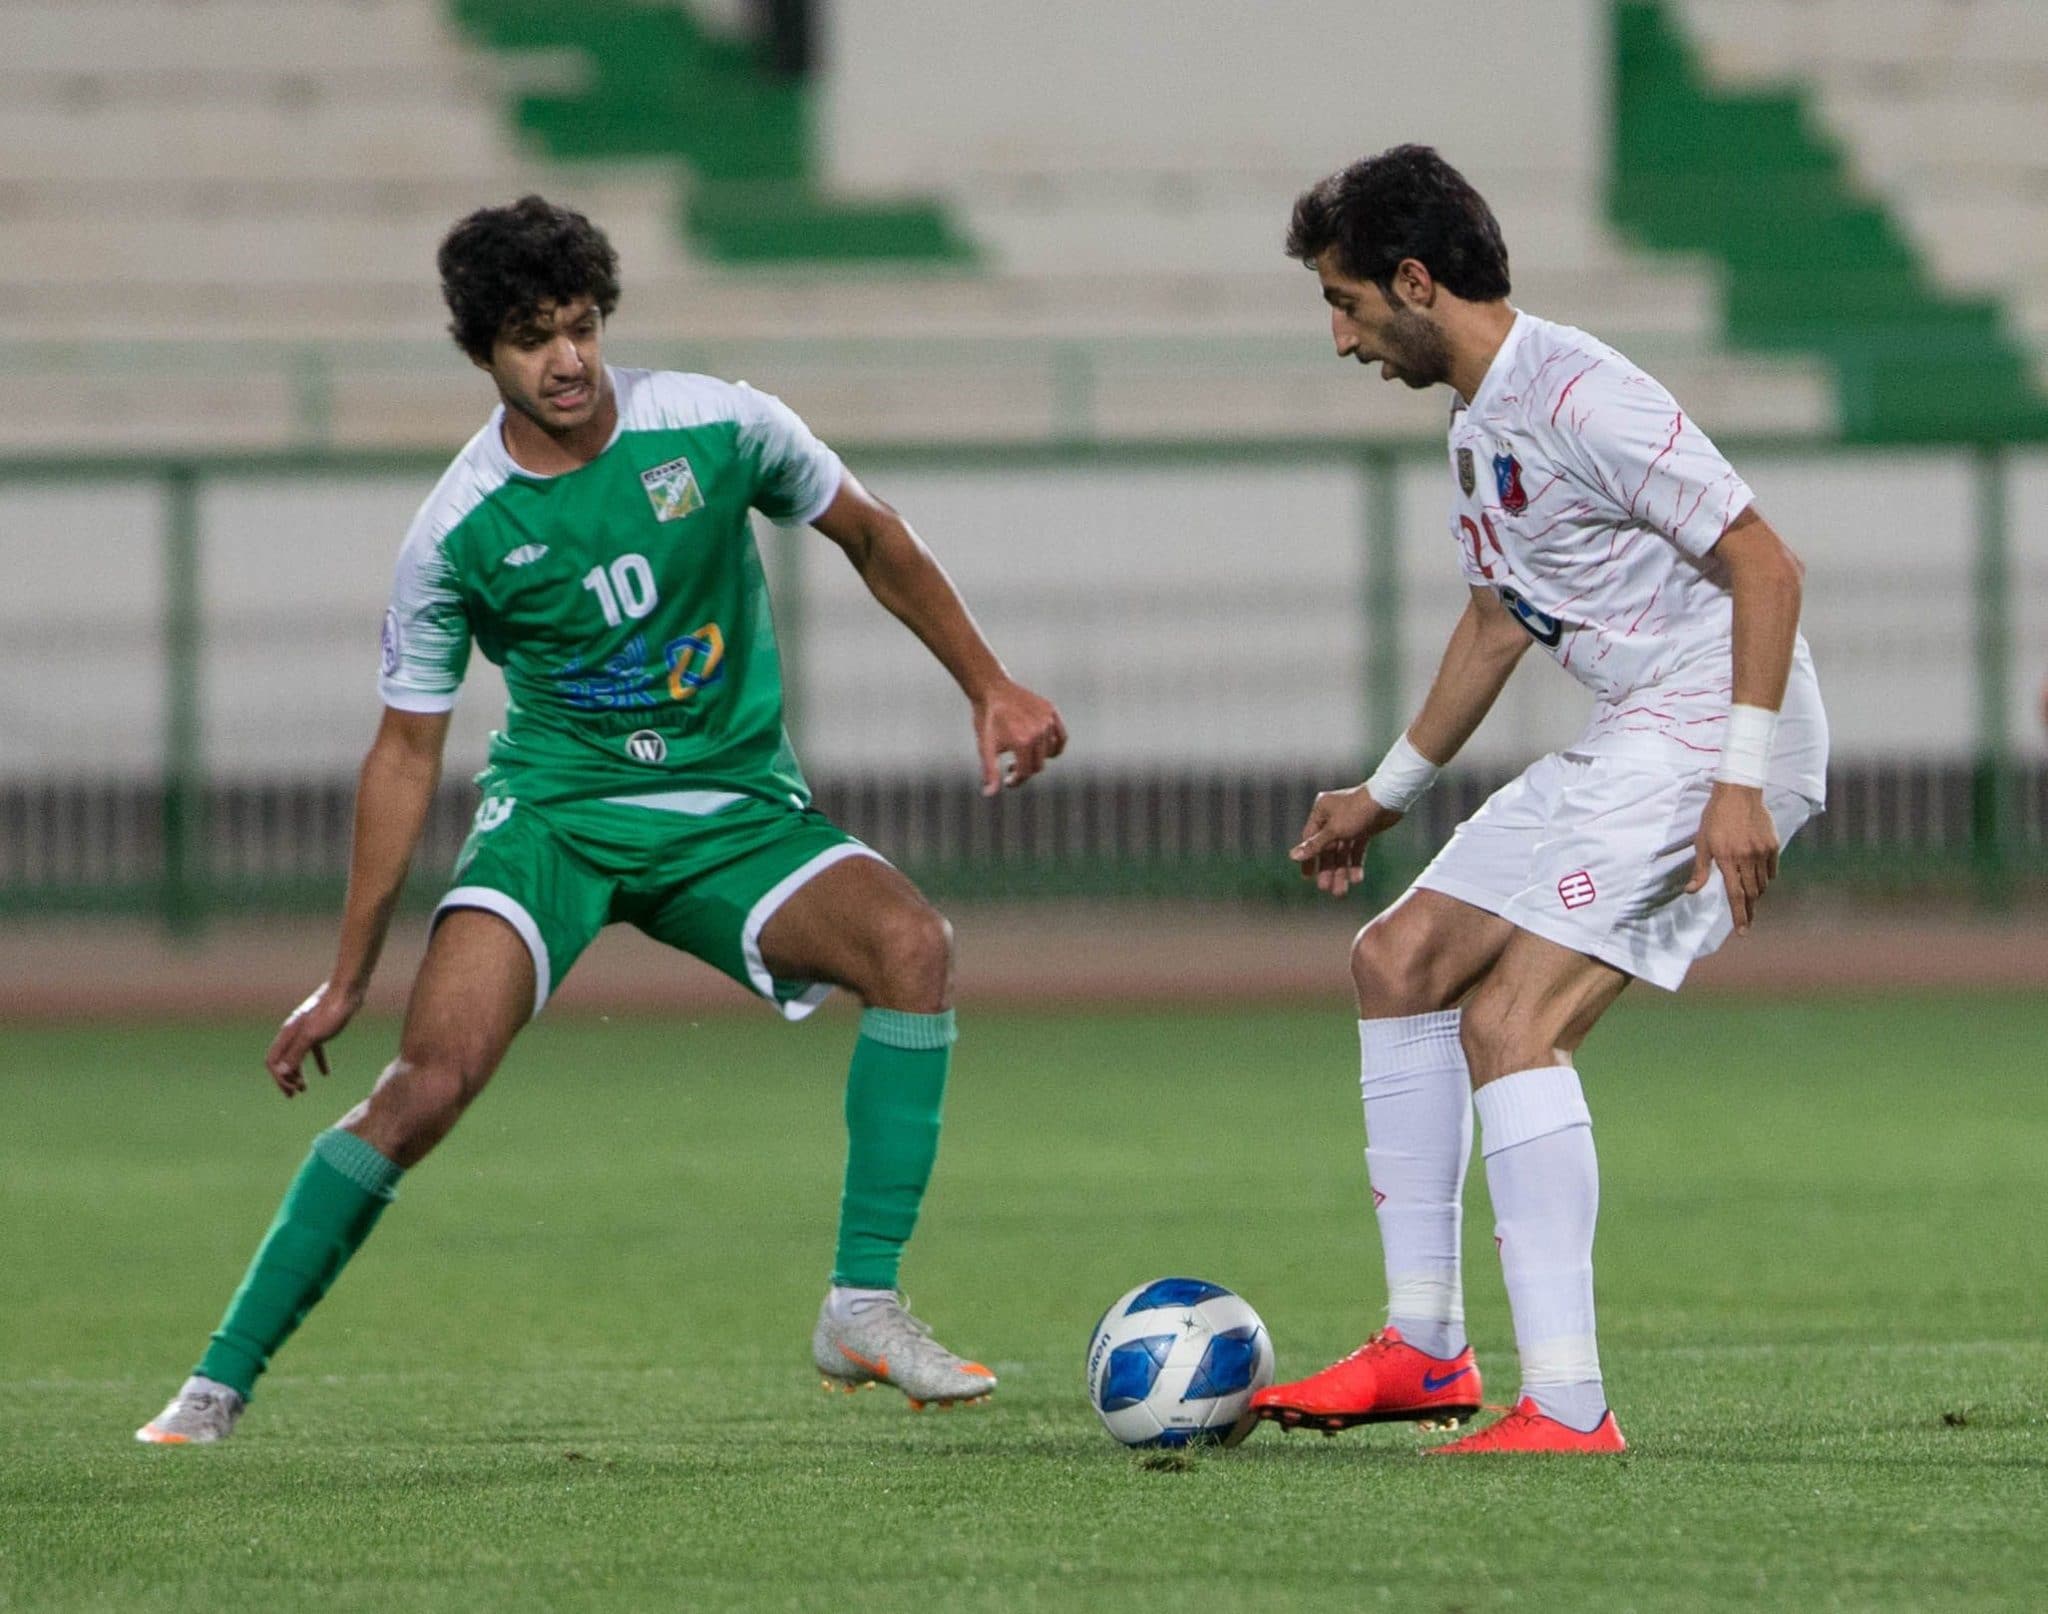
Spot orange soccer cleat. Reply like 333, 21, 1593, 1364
1425, 1395, 1626, 1455
1249, 1326, 1482, 1433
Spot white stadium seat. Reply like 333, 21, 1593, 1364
6, 0, 2036, 450
7, 1, 460, 74
0, 105, 528, 184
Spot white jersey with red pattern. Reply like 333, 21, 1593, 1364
1446, 311, 1827, 802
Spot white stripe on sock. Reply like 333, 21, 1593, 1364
1516, 1333, 1603, 1386
1385, 1274, 1465, 1327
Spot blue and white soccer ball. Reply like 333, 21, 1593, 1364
1085, 1277, 1275, 1448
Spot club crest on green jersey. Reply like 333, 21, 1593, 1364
640, 456, 705, 524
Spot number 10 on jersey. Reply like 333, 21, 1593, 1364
582, 553, 659, 627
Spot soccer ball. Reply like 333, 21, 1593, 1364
1085, 1277, 1274, 1448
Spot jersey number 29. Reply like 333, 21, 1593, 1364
582, 554, 659, 627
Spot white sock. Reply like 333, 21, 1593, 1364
1474, 1065, 1607, 1433
1359, 1011, 1472, 1359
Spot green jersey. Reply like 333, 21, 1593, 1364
379, 366, 844, 807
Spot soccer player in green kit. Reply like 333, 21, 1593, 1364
137, 196, 1066, 1443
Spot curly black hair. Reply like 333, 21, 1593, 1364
438, 195, 622, 362
1286, 145, 1510, 302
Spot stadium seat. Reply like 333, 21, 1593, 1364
7, 1, 459, 72
1671, 0, 2048, 431
3, 0, 2033, 450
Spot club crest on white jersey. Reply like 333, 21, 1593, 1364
1444, 311, 1826, 800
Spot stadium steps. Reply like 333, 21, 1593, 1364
1678, 0, 2048, 390
0, 0, 1832, 448
446, 0, 973, 264
959, 171, 1678, 279
0, 252, 1723, 340
0, 338, 1826, 454
1617, 0, 2048, 441
9, 0, 461, 71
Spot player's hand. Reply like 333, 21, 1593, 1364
1291, 785, 1403, 898
1686, 782, 1779, 934
265, 981, 363, 1097
972, 677, 1068, 796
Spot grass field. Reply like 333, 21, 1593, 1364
5, 995, 2046, 1612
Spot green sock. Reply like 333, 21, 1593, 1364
830, 1008, 956, 1291
193, 1128, 403, 1399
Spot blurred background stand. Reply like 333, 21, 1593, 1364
1, 0, 2044, 1010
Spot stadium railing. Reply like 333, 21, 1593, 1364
0, 439, 2040, 927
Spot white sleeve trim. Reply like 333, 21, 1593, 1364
778, 457, 846, 528
378, 685, 459, 714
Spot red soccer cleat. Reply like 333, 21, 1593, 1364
1249, 1326, 1483, 1434
1425, 1395, 1626, 1455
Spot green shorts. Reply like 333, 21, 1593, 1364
437, 781, 881, 1020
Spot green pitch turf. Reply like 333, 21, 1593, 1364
4, 995, 2045, 1612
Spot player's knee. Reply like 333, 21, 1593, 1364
1457, 987, 1553, 1084
1457, 999, 1505, 1081
867, 901, 953, 1012
348, 1050, 482, 1166
1350, 920, 1443, 1018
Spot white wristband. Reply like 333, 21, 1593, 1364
1714, 703, 1778, 788
1364, 732, 1441, 813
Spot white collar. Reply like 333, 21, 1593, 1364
1457, 308, 1528, 418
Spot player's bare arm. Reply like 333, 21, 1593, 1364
1684, 505, 1805, 932
1293, 585, 1531, 897
811, 472, 1067, 796
265, 707, 451, 1095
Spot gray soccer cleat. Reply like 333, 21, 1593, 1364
135, 1377, 245, 1445
811, 1290, 996, 1409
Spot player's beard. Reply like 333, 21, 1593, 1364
1377, 305, 1453, 389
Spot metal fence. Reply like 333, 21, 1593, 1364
1, 439, 2042, 926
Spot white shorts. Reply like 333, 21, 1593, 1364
1412, 752, 1820, 992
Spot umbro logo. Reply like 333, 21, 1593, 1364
503, 543, 548, 567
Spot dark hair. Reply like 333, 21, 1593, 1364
1285, 145, 1510, 302
438, 195, 621, 362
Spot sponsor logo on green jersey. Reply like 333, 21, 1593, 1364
553, 622, 727, 713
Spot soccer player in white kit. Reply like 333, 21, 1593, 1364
1248, 146, 1828, 1453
